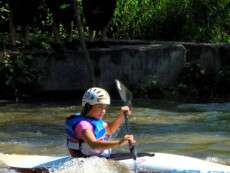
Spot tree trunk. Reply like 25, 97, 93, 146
73, 1, 96, 86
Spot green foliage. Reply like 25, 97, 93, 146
30, 32, 52, 49
139, 63, 230, 101
139, 75, 167, 99
215, 67, 230, 98
175, 62, 230, 100
0, 52, 40, 100
0, 1, 9, 24
175, 63, 210, 99
1, 0, 230, 43
111, 0, 230, 42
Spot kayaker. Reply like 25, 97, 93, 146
65, 87, 135, 158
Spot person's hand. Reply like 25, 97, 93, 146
120, 106, 132, 117
118, 134, 136, 146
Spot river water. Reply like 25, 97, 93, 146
0, 100, 229, 172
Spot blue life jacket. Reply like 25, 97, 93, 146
65, 113, 107, 141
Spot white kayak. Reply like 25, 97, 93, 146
1, 152, 230, 173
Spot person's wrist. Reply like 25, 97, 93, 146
118, 139, 123, 146
119, 111, 125, 118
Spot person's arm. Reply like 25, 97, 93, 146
82, 129, 134, 150
106, 106, 131, 135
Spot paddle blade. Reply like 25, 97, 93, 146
115, 80, 132, 107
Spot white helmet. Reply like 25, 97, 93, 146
82, 87, 110, 106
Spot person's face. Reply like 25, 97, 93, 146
89, 104, 108, 119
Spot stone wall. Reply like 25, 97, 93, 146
31, 41, 229, 91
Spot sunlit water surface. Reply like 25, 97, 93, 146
0, 101, 229, 172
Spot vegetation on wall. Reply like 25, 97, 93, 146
0, 52, 40, 101
139, 63, 230, 101
1, 0, 230, 101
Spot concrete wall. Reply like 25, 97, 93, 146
31, 41, 229, 91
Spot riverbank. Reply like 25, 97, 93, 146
1, 40, 230, 102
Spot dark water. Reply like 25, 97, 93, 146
0, 101, 229, 172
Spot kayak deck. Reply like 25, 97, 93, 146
1, 153, 230, 173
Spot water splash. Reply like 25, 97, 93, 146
206, 157, 230, 166
0, 159, 17, 173
0, 168, 18, 173
48, 156, 132, 173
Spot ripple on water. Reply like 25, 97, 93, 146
177, 102, 230, 111
0, 103, 229, 169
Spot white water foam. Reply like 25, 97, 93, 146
0, 168, 18, 173
206, 157, 230, 166
48, 156, 133, 173
0, 159, 17, 173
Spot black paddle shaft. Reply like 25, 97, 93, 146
115, 79, 137, 160
124, 112, 137, 160
124, 112, 130, 133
